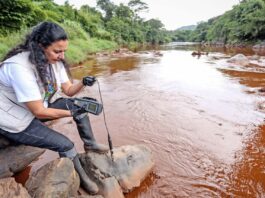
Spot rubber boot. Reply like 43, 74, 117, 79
74, 114, 108, 154
73, 156, 99, 194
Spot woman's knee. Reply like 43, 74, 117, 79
59, 146, 77, 159
56, 135, 77, 159
56, 137, 75, 153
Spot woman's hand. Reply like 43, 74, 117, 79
82, 76, 96, 86
61, 76, 96, 97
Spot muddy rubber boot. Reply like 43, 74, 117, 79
73, 156, 99, 195
74, 114, 109, 154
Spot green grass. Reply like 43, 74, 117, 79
87, 38, 117, 52
65, 38, 117, 65
0, 29, 28, 60
0, 22, 118, 65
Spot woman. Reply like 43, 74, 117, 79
0, 21, 108, 194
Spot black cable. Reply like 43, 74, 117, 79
96, 80, 114, 161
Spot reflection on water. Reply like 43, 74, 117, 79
33, 43, 265, 197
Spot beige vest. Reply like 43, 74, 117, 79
0, 52, 63, 133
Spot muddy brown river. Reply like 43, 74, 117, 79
17, 43, 265, 197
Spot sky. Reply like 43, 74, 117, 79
54, 0, 240, 30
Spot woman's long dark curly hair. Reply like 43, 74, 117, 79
1, 21, 71, 84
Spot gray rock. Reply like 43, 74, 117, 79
0, 145, 45, 178
0, 177, 31, 198
98, 177, 124, 198
78, 195, 104, 198
77, 188, 105, 198
253, 43, 265, 50
25, 158, 80, 198
259, 87, 265, 93
249, 55, 260, 61
227, 54, 250, 66
79, 144, 155, 197
9, 145, 154, 198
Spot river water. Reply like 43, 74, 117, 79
22, 43, 265, 197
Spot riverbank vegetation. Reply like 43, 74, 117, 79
1, 0, 264, 64
0, 0, 170, 64
171, 0, 265, 45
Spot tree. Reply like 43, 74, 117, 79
0, 0, 46, 34
190, 0, 265, 43
128, 0, 148, 13
144, 19, 165, 44
0, 0, 32, 31
128, 0, 148, 20
115, 3, 133, 21
77, 5, 104, 37
96, 0, 116, 21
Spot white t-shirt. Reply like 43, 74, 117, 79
0, 62, 69, 104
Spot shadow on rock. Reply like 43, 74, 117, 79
79, 144, 155, 198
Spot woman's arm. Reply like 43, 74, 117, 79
25, 100, 71, 119
61, 80, 85, 97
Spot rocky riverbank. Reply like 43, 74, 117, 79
0, 134, 154, 198
200, 41, 265, 50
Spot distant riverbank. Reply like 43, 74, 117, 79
0, 26, 118, 65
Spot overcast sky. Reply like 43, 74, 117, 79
54, 0, 240, 30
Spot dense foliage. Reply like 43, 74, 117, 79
0, 0, 169, 43
1, 0, 264, 63
0, 0, 172, 63
172, 0, 265, 44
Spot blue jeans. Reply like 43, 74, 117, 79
0, 98, 80, 159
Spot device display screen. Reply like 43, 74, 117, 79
88, 103, 97, 112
